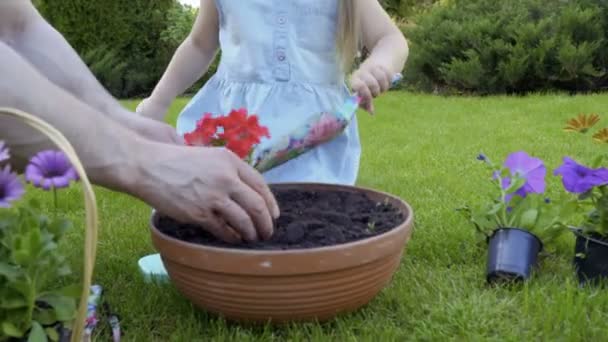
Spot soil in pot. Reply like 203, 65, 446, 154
573, 231, 608, 285
156, 187, 405, 250
486, 228, 543, 284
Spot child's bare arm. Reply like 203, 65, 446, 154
351, 0, 409, 113
140, 0, 220, 121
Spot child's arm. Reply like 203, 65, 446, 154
138, 0, 220, 121
351, 0, 409, 114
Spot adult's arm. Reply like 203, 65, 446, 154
0, 0, 182, 144
0, 41, 278, 243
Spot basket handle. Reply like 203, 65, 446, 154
0, 107, 98, 342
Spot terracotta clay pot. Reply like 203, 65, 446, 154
150, 183, 414, 323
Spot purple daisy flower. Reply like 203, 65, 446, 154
0, 141, 9, 163
0, 165, 24, 207
25, 150, 78, 190
554, 157, 608, 194
499, 151, 546, 201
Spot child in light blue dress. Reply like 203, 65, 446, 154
136, 0, 408, 279
138, 0, 408, 186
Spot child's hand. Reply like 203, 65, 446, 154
350, 63, 394, 114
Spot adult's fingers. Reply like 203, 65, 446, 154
230, 181, 274, 240
213, 197, 259, 242
237, 162, 280, 218
195, 212, 242, 243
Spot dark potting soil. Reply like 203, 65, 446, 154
156, 188, 405, 250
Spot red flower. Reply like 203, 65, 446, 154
185, 113, 219, 146
225, 139, 254, 159
183, 108, 270, 160
220, 109, 269, 142
195, 113, 219, 137
184, 130, 212, 146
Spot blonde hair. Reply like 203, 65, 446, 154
336, 0, 360, 72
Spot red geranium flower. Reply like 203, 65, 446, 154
185, 113, 219, 146
183, 109, 270, 161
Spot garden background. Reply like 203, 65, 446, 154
23, 0, 608, 340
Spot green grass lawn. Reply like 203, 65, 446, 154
39, 92, 608, 340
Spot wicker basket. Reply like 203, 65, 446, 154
0, 107, 98, 342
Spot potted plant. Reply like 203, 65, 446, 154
0, 108, 99, 342
459, 151, 576, 284
150, 109, 415, 323
554, 113, 608, 285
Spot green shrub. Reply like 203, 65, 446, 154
381, 0, 444, 18
81, 46, 128, 97
35, 0, 174, 98
403, 0, 608, 94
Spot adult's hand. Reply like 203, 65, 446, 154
126, 114, 184, 145
132, 143, 280, 243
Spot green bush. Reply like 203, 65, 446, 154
403, 0, 608, 94
35, 0, 174, 98
81, 46, 128, 96
381, 0, 444, 18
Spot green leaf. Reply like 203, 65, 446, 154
487, 202, 504, 215
45, 327, 59, 342
28, 199, 42, 210
0, 262, 20, 281
2, 321, 24, 338
37, 294, 77, 322
519, 209, 539, 229
579, 190, 594, 200
47, 219, 72, 241
13, 249, 31, 267
505, 176, 526, 194
55, 264, 71, 277
0, 296, 27, 309
56, 283, 81, 299
27, 321, 48, 342
34, 307, 58, 326
591, 155, 606, 168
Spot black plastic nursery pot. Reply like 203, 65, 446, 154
486, 228, 543, 283
572, 229, 608, 285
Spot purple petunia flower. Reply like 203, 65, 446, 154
25, 150, 78, 190
0, 165, 24, 207
554, 157, 608, 194
0, 141, 9, 163
499, 151, 546, 201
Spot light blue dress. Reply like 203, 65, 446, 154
175, 0, 361, 185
